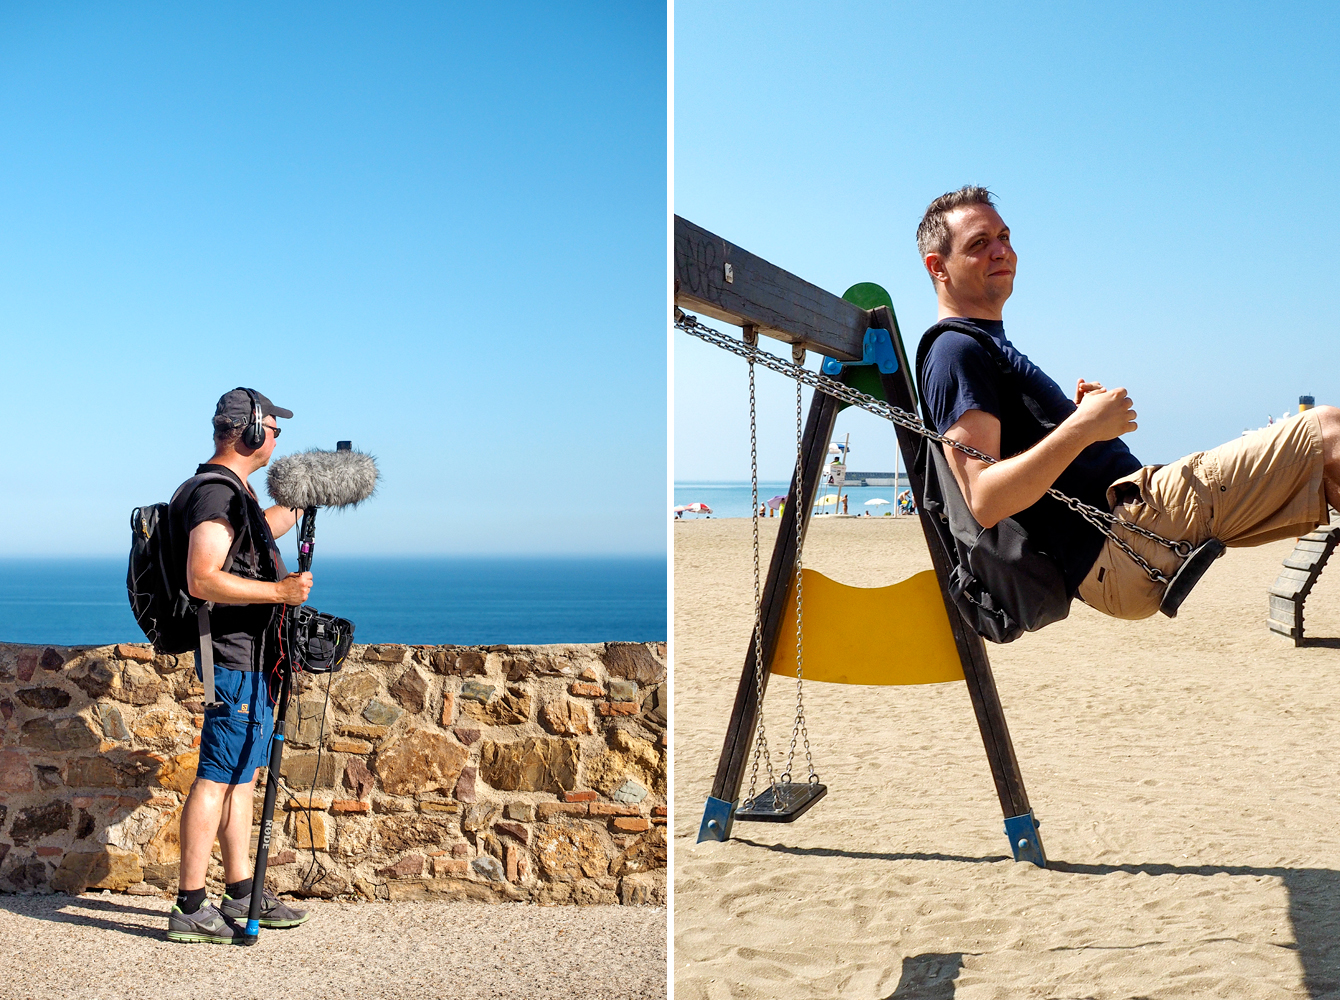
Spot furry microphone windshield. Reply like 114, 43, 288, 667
266, 448, 379, 510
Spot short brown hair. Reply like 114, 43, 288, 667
212, 413, 244, 446
916, 185, 996, 262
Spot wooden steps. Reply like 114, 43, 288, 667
1268, 525, 1340, 645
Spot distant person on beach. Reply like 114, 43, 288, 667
918, 186, 1339, 620
166, 388, 313, 944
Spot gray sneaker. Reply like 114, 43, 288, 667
166, 903, 242, 944
220, 887, 310, 929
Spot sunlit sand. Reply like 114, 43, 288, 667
674, 516, 1340, 998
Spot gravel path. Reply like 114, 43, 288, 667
0, 894, 667, 1000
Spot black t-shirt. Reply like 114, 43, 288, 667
919, 318, 1143, 592
177, 464, 287, 670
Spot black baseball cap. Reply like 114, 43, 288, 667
214, 387, 294, 428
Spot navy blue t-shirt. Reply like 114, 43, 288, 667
919, 318, 1143, 592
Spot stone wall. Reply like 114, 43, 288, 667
0, 640, 666, 905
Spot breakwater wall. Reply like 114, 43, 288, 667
841, 472, 910, 488
0, 640, 666, 905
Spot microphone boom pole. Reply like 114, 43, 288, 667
243, 446, 376, 946
297, 506, 317, 573
244, 637, 293, 944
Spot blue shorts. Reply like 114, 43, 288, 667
196, 664, 275, 785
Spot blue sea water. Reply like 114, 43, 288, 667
0, 557, 666, 647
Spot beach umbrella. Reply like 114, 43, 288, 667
864, 498, 890, 506
685, 502, 712, 513
768, 495, 787, 510
816, 494, 841, 506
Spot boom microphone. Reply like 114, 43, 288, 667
246, 443, 374, 946
266, 447, 379, 510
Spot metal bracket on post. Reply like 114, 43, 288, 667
697, 796, 736, 843
1003, 810, 1046, 868
820, 327, 899, 376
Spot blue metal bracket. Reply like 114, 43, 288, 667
697, 796, 736, 843
820, 327, 899, 376
1003, 810, 1046, 868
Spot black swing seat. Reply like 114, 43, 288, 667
735, 782, 828, 823
1158, 538, 1226, 618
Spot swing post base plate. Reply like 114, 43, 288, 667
697, 796, 737, 843
1004, 809, 1047, 868
735, 782, 827, 823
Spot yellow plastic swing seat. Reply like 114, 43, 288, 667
767, 569, 964, 685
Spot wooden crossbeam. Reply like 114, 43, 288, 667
674, 215, 867, 362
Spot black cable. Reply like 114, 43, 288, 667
291, 517, 336, 893
279, 505, 357, 895
298, 666, 335, 894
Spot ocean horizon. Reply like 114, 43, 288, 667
0, 556, 666, 648
674, 480, 913, 520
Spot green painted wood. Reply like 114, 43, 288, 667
833, 283, 896, 410
841, 282, 895, 312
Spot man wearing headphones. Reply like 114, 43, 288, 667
167, 388, 314, 944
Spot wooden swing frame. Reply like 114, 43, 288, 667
676, 215, 1046, 866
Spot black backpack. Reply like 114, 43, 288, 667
914, 320, 1072, 643
127, 472, 247, 655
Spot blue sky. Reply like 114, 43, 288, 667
0, 2, 665, 557
675, 2, 1340, 482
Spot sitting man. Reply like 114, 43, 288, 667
917, 186, 1338, 620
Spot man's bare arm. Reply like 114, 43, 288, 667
264, 505, 300, 539
943, 386, 1138, 529
187, 519, 312, 605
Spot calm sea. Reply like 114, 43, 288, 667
674, 480, 912, 519
0, 557, 666, 647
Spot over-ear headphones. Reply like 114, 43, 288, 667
240, 388, 267, 449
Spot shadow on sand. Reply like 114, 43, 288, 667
740, 840, 1340, 999
0, 893, 168, 942
1299, 636, 1340, 649
881, 952, 964, 999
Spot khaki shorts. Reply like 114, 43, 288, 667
1078, 410, 1330, 620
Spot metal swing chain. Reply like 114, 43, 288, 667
674, 310, 1187, 587
741, 335, 777, 810
778, 359, 817, 788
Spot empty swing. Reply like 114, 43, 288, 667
734, 334, 827, 823
729, 327, 973, 826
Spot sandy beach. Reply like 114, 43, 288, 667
674, 515, 1340, 999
